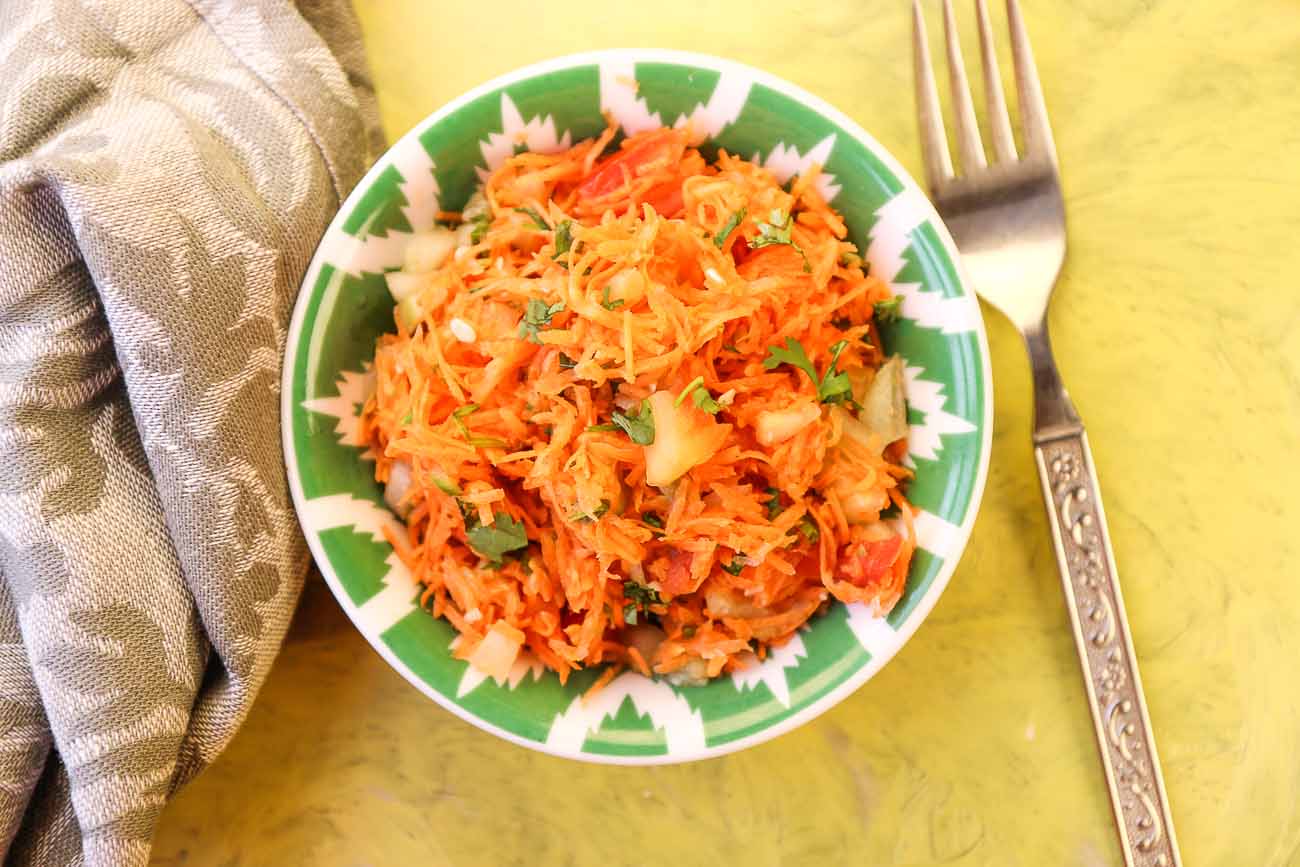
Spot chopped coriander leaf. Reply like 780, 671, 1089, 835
721, 555, 747, 576
552, 220, 574, 260
750, 209, 812, 272
838, 250, 862, 269
623, 601, 639, 625
432, 476, 462, 496
692, 387, 721, 414
465, 512, 529, 565
818, 340, 853, 404
569, 499, 612, 522
674, 376, 706, 408
764, 487, 782, 520
587, 422, 620, 432
400, 409, 413, 425
714, 207, 747, 249
454, 498, 476, 521
642, 513, 664, 529
518, 298, 565, 343
762, 336, 853, 404
763, 336, 814, 376
611, 399, 655, 445
723, 343, 741, 353
558, 352, 578, 369
452, 403, 478, 419
796, 518, 819, 543
623, 580, 663, 608
751, 209, 793, 247
514, 206, 549, 230
600, 285, 625, 311
468, 212, 491, 244
874, 296, 903, 324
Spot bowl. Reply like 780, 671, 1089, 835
282, 49, 992, 764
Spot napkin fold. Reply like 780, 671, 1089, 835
0, 1, 382, 863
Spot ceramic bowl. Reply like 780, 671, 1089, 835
282, 49, 991, 764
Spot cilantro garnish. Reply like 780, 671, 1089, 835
674, 376, 705, 408
468, 213, 491, 245
751, 209, 811, 272
518, 298, 565, 343
796, 518, 819, 543
587, 422, 620, 433
611, 399, 655, 445
466, 436, 507, 448
448, 403, 503, 447
762, 337, 853, 404
623, 580, 663, 624
764, 487, 783, 521
643, 513, 664, 529
552, 220, 574, 260
721, 555, 747, 576
514, 206, 549, 230
714, 207, 747, 249
465, 512, 529, 566
874, 296, 903, 324
692, 388, 721, 414
432, 475, 462, 496
674, 376, 720, 414
570, 500, 611, 522
600, 285, 625, 311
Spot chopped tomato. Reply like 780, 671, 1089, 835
577, 129, 687, 201
837, 535, 904, 589
730, 237, 752, 265
641, 183, 683, 218
659, 547, 699, 596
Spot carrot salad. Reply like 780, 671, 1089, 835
360, 122, 915, 687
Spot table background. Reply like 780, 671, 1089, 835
152, 1, 1300, 864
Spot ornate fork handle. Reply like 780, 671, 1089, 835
1034, 419, 1182, 866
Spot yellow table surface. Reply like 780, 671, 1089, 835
153, 2, 1300, 864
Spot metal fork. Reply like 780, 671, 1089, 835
911, 2, 1182, 864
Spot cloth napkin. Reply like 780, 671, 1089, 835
0, 1, 383, 863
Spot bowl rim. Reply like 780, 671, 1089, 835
281, 47, 993, 764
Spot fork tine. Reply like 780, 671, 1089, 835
941, 0, 986, 171
912, 0, 954, 187
975, 0, 1017, 162
1006, 0, 1057, 160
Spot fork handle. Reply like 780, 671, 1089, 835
1033, 425, 1183, 867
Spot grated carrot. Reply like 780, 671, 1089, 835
359, 122, 916, 683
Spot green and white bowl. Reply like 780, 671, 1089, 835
282, 49, 992, 764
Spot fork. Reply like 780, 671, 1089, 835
910, 2, 1183, 864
